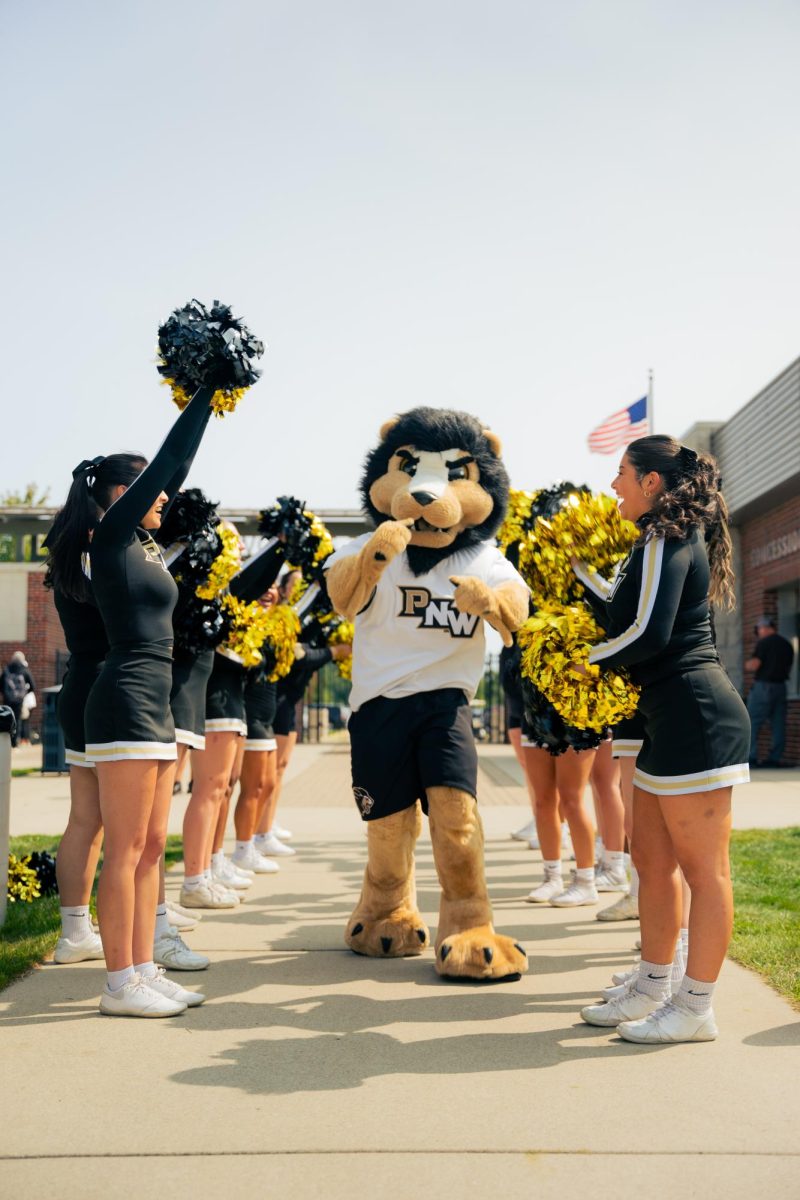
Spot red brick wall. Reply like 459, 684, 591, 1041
740, 493, 800, 765
0, 571, 67, 733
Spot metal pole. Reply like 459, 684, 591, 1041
648, 368, 654, 435
0, 707, 15, 929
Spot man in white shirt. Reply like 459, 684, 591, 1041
326, 407, 530, 982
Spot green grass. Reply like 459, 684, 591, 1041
1, 834, 184, 992
728, 827, 800, 1008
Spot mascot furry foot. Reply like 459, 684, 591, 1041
346, 804, 430, 957
325, 408, 530, 983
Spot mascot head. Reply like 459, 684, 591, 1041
360, 407, 510, 575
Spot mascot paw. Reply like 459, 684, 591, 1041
366, 520, 413, 565
435, 926, 528, 982
346, 912, 431, 958
449, 574, 493, 615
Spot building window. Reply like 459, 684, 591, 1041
777, 581, 800, 699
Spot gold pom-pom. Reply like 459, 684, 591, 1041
163, 378, 248, 418
521, 493, 637, 606
307, 512, 334, 566
517, 605, 639, 731
220, 594, 271, 668
261, 605, 301, 682
328, 620, 354, 680
496, 488, 539, 557
7, 854, 41, 903
196, 526, 242, 600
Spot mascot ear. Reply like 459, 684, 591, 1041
482, 429, 503, 458
379, 418, 400, 442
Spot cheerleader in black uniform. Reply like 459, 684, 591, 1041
180, 532, 288, 904
578, 436, 749, 1043
57, 386, 216, 1016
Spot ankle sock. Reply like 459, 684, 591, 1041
154, 904, 171, 939
211, 851, 225, 867
107, 965, 135, 993
134, 960, 157, 980
676, 974, 715, 1014
542, 859, 562, 876
635, 959, 672, 1000
183, 873, 204, 890
235, 839, 253, 855
629, 864, 640, 899
576, 867, 595, 884
60, 905, 92, 942
604, 851, 625, 872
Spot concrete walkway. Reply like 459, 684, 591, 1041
1, 746, 798, 1198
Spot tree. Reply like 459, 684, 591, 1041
0, 483, 50, 505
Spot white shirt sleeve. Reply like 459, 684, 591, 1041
483, 546, 530, 594
324, 533, 371, 572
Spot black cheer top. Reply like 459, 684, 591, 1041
54, 587, 109, 662
575, 527, 718, 686
90, 386, 214, 659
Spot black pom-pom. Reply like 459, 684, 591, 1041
530, 480, 591, 523
521, 676, 603, 756
158, 299, 264, 393
173, 595, 230, 655
27, 851, 58, 896
258, 496, 318, 568
158, 488, 219, 546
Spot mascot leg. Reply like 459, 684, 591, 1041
427, 787, 528, 981
346, 802, 431, 957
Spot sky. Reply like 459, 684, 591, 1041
3, 0, 800, 513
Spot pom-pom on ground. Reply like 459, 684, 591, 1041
158, 299, 264, 417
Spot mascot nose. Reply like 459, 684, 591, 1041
412, 490, 437, 507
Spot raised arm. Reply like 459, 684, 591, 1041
95, 384, 215, 544
588, 538, 690, 671
229, 538, 286, 602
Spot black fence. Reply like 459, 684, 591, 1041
299, 653, 507, 745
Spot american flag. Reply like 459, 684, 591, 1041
587, 396, 649, 454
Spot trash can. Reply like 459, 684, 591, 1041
41, 685, 66, 774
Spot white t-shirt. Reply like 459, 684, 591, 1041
325, 535, 528, 711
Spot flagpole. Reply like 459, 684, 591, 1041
648, 368, 654, 434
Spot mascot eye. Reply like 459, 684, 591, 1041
400, 460, 417, 477
448, 466, 468, 481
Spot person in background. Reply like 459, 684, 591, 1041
2, 651, 35, 748
745, 616, 794, 767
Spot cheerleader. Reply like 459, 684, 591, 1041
70, 385, 216, 1016
578, 436, 749, 1043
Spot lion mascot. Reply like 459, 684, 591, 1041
325, 407, 530, 981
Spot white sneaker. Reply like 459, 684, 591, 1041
164, 905, 197, 931
609, 961, 640, 989
99, 974, 186, 1018
255, 832, 296, 857
231, 845, 279, 875
142, 966, 205, 1007
511, 818, 537, 842
549, 871, 598, 907
618, 998, 718, 1043
211, 856, 253, 890
580, 981, 662, 1027
167, 900, 203, 921
526, 872, 564, 903
594, 866, 629, 892
210, 881, 241, 905
154, 929, 210, 972
53, 931, 105, 964
272, 822, 293, 841
562, 825, 576, 861
179, 882, 238, 909
596, 892, 639, 922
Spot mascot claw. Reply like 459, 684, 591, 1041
346, 913, 431, 958
435, 927, 528, 982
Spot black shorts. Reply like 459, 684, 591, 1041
170, 649, 214, 750
205, 652, 247, 736
244, 674, 278, 751
85, 648, 176, 763
58, 655, 104, 768
611, 711, 645, 758
634, 665, 750, 795
273, 693, 297, 737
348, 688, 478, 822
505, 689, 523, 731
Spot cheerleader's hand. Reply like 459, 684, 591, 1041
570, 661, 590, 678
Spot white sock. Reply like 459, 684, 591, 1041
680, 926, 689, 953
671, 935, 687, 986
623, 851, 631, 873
107, 965, 135, 993
212, 850, 225, 866
594, 836, 604, 861
203, 867, 213, 882
635, 959, 672, 1000
542, 859, 562, 876
154, 904, 171, 939
183, 873, 204, 890
576, 867, 595, 883
604, 851, 625, 872
235, 839, 253, 854
60, 905, 92, 942
134, 960, 157, 980
254, 831, 269, 843
629, 864, 640, 899
676, 973, 715, 1014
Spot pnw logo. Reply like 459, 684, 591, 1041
398, 586, 479, 638
140, 533, 168, 571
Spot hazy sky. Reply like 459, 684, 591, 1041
3, 0, 800, 512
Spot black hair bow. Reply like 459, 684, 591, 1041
72, 456, 106, 480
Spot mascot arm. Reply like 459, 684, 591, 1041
326, 520, 413, 620
449, 576, 529, 649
